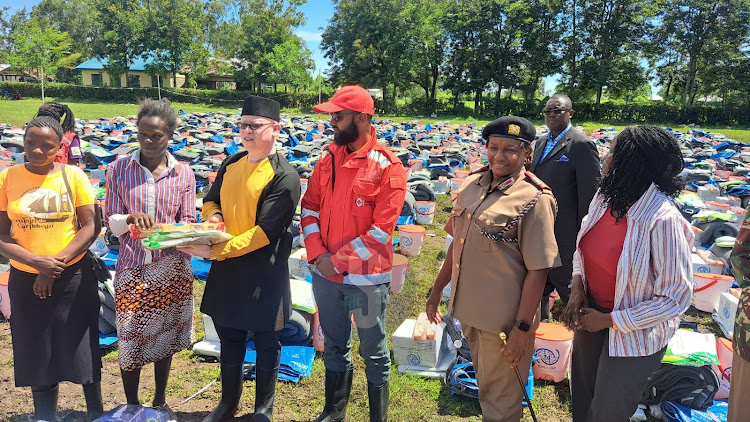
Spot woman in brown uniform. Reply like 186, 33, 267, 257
426, 116, 560, 421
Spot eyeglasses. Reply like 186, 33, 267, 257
542, 108, 571, 116
238, 122, 273, 132
329, 111, 361, 122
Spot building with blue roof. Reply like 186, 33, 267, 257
75, 57, 185, 88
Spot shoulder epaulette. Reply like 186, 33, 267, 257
524, 171, 551, 191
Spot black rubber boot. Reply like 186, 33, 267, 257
82, 382, 104, 421
367, 381, 389, 422
312, 368, 353, 422
201, 363, 244, 422
249, 365, 278, 422
32, 384, 59, 422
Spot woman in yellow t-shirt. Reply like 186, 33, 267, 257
0, 116, 102, 421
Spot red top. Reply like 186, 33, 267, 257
579, 207, 627, 310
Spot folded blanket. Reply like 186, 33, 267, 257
641, 364, 719, 411
279, 309, 312, 346
402, 191, 415, 216
409, 181, 436, 202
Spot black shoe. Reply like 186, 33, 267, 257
312, 368, 353, 422
201, 363, 244, 422
32, 384, 59, 422
82, 382, 104, 421
367, 381, 389, 422
249, 365, 278, 422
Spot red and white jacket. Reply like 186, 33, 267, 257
301, 128, 407, 285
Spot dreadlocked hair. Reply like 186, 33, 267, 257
599, 125, 684, 218
137, 98, 178, 134
24, 116, 64, 143
36, 102, 76, 133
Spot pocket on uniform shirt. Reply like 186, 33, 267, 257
352, 180, 380, 218
476, 213, 513, 251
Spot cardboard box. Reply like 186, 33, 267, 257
691, 253, 723, 274
713, 292, 739, 337
289, 248, 311, 280
392, 318, 446, 368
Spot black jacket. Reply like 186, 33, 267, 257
200, 152, 301, 331
530, 128, 600, 282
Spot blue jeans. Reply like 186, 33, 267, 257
312, 273, 391, 385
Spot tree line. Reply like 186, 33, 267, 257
0, 0, 315, 93
1, 0, 748, 113
322, 0, 750, 110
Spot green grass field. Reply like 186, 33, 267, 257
2, 98, 749, 143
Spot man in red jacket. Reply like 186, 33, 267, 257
301, 85, 407, 422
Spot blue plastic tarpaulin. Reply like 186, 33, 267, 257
660, 400, 728, 422
244, 345, 316, 383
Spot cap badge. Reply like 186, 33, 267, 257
508, 124, 521, 136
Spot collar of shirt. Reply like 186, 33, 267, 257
547, 123, 572, 145
475, 167, 526, 195
130, 149, 181, 176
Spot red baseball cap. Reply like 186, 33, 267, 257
313, 85, 375, 115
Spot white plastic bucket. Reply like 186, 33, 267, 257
469, 162, 484, 172
713, 364, 731, 399
693, 273, 734, 312
398, 225, 426, 257
450, 191, 458, 204
455, 170, 470, 179
450, 178, 464, 192
414, 201, 436, 225
433, 177, 449, 194
533, 322, 574, 383
390, 253, 409, 294
0, 272, 10, 319
717, 337, 733, 374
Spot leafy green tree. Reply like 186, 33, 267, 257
8, 17, 81, 101
32, 0, 101, 58
93, 0, 144, 87
264, 36, 315, 92
322, 0, 412, 107
0, 7, 29, 62
650, 0, 750, 106
573, 0, 656, 104
142, 0, 208, 88
230, 0, 307, 91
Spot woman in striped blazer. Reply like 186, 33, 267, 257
561, 126, 693, 421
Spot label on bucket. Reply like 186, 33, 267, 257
537, 348, 561, 366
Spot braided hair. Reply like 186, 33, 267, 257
37, 102, 76, 133
24, 116, 64, 143
600, 125, 684, 218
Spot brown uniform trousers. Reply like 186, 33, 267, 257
447, 168, 560, 421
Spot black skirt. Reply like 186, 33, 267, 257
9, 256, 101, 387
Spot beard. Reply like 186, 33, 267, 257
333, 119, 359, 146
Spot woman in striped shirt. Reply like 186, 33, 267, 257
561, 126, 693, 421
104, 99, 196, 409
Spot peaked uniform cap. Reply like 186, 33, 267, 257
482, 116, 536, 144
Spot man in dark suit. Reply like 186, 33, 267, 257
531, 94, 600, 321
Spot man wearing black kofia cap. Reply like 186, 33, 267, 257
179, 96, 301, 422
427, 116, 560, 420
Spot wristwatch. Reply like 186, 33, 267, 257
513, 320, 532, 332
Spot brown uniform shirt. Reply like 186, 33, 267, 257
447, 168, 561, 333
